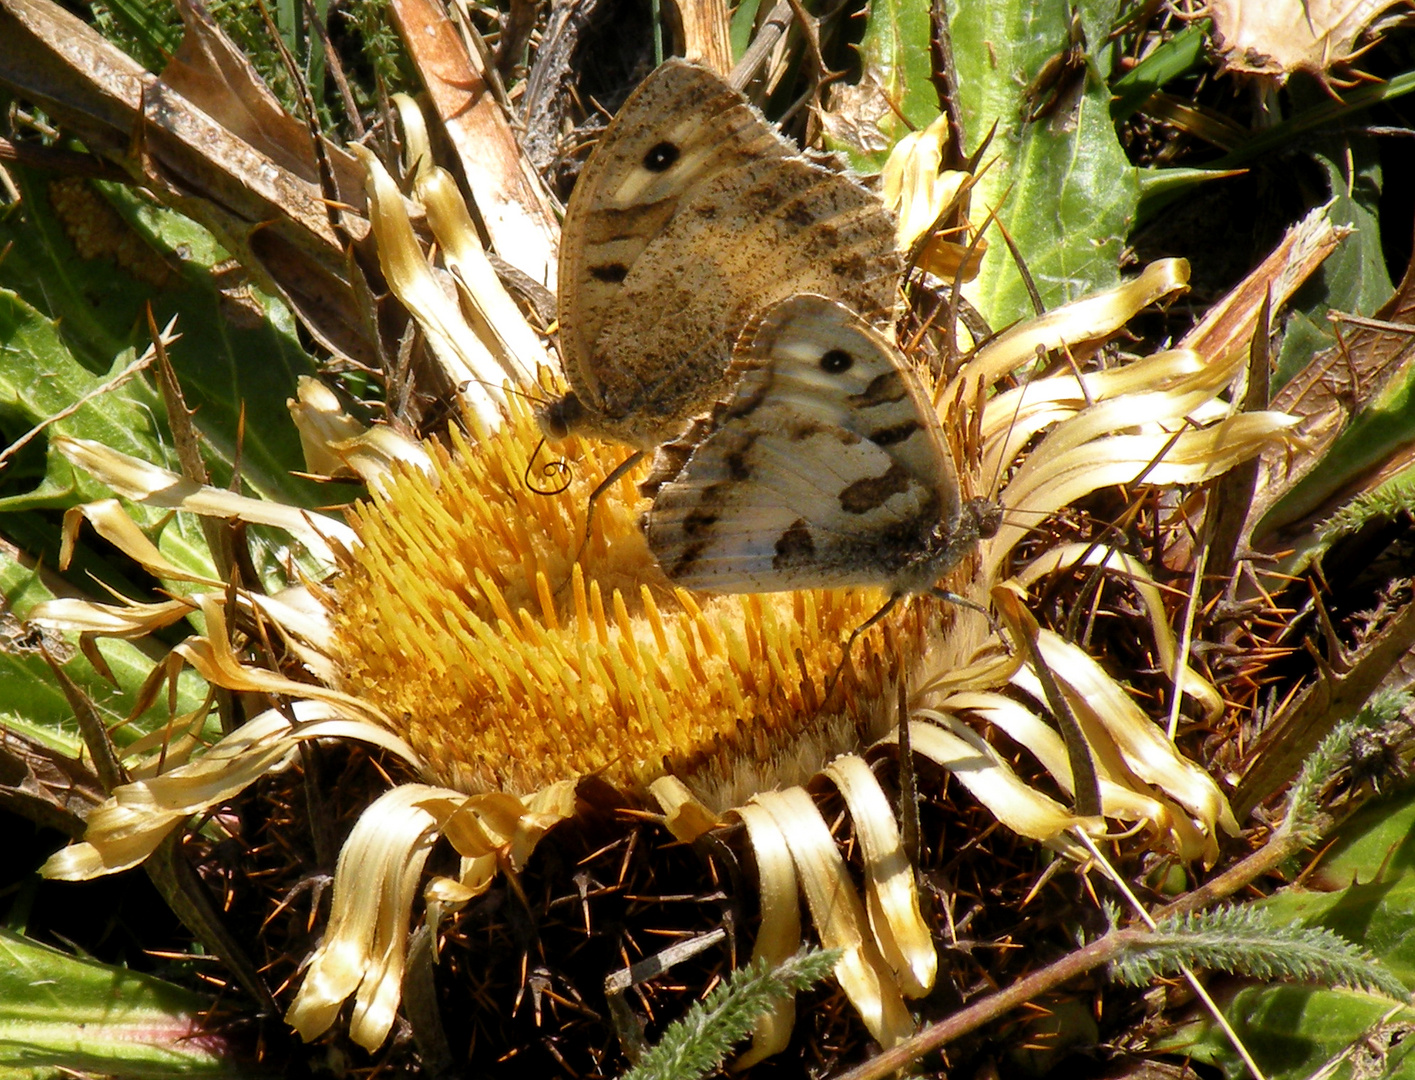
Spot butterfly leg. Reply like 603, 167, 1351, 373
822, 592, 902, 708
572, 449, 646, 566
821, 589, 1003, 712
928, 586, 1005, 641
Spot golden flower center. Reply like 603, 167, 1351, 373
327, 400, 939, 805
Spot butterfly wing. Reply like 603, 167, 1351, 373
551, 60, 900, 448
558, 60, 788, 378
643, 295, 970, 594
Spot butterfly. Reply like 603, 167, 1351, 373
641, 294, 1000, 597
538, 58, 901, 452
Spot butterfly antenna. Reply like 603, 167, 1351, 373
983, 359, 1031, 502
523, 437, 574, 496
456, 377, 554, 409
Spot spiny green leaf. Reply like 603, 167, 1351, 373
1284, 691, 1412, 840
950, 0, 1139, 326
621, 949, 840, 1080
0, 167, 322, 515
828, 0, 935, 170
1113, 905, 1407, 1000
0, 928, 245, 1076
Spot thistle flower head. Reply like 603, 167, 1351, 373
326, 396, 957, 805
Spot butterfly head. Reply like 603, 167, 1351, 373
968, 496, 1003, 542
535, 391, 587, 442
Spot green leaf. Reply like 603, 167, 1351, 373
0, 286, 164, 511
0, 928, 246, 1077
0, 279, 233, 608
1, 551, 212, 761
728, 0, 763, 61
0, 168, 324, 762
1273, 143, 1391, 390
1207, 68, 1415, 174
1153, 768, 1415, 1080
1312, 787, 1415, 887
0, 283, 240, 597
1135, 165, 1244, 212
833, 0, 935, 170
1113, 906, 1406, 999
1110, 22, 1209, 122
1159, 984, 1412, 1080
1259, 784, 1415, 989
0, 166, 322, 513
949, 0, 1140, 327
1271, 362, 1415, 515
1260, 879, 1415, 990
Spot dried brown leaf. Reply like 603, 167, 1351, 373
163, 0, 363, 195
0, 0, 376, 363
667, 0, 734, 76
1173, 208, 1349, 558
1253, 227, 1415, 548
1209, 0, 1413, 80
0, 728, 105, 836
817, 73, 896, 157
387, 0, 560, 290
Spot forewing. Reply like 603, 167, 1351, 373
644, 296, 960, 593
591, 155, 900, 441
557, 59, 789, 402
